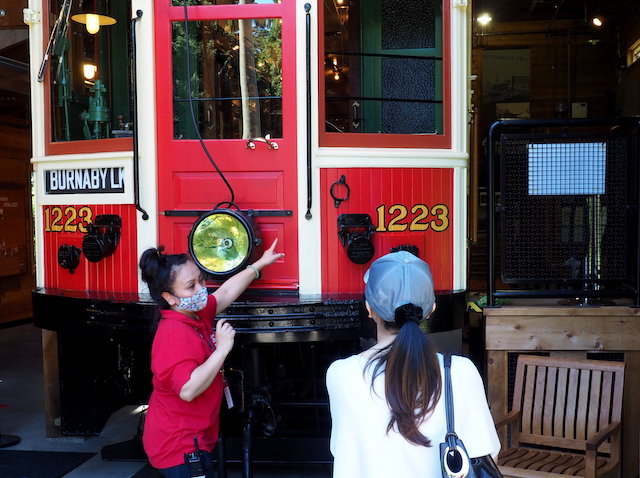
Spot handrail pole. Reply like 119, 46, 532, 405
131, 10, 149, 220
304, 3, 313, 220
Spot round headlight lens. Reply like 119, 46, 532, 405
188, 208, 262, 278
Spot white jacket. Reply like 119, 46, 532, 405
326, 352, 500, 478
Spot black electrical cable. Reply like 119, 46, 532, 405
183, 1, 235, 205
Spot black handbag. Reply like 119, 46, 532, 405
440, 354, 502, 478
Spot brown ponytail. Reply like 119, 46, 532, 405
366, 303, 441, 446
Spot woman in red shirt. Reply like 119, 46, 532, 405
139, 239, 283, 478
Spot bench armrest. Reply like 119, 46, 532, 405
586, 421, 621, 451
494, 409, 521, 430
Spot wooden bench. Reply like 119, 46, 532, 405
495, 355, 624, 478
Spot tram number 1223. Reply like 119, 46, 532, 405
43, 206, 94, 233
375, 203, 449, 232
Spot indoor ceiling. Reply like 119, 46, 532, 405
474, 0, 640, 26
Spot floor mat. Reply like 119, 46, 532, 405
0, 450, 96, 478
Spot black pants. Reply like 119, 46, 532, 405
158, 450, 217, 478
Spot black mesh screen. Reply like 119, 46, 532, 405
500, 132, 638, 283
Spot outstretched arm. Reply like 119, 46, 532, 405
213, 238, 284, 314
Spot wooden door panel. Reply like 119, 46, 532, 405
154, 1, 298, 288
170, 171, 285, 211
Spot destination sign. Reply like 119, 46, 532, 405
45, 167, 125, 194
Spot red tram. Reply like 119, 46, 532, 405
27, 0, 472, 465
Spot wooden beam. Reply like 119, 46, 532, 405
41, 330, 62, 437
488, 350, 509, 446
485, 307, 640, 351
623, 352, 640, 477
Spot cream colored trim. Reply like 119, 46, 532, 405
316, 148, 468, 169
28, 0, 46, 287
450, 0, 470, 154
34, 153, 134, 205
132, 0, 159, 294
296, 0, 322, 296
453, 167, 468, 290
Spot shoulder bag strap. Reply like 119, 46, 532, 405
443, 353, 458, 449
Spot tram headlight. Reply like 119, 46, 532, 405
337, 213, 375, 265
188, 204, 263, 279
58, 244, 81, 274
82, 214, 122, 263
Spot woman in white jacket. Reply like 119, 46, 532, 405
326, 251, 500, 478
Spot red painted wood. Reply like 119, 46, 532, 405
320, 168, 455, 294
154, 1, 298, 290
318, 1, 451, 149
42, 204, 138, 293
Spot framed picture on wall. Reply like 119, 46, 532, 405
482, 49, 531, 104
496, 102, 530, 118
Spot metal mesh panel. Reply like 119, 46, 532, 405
500, 133, 636, 283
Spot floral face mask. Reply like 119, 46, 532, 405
176, 286, 208, 312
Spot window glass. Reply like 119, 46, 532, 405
323, 0, 443, 135
172, 18, 282, 140
48, 0, 131, 142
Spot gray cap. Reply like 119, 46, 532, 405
363, 251, 435, 323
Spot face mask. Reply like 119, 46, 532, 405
176, 286, 208, 313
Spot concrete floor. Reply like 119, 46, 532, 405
0, 323, 333, 478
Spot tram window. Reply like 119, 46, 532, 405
323, 0, 444, 140
172, 18, 282, 140
170, 1, 280, 5
47, 0, 132, 143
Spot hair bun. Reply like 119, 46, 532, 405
394, 303, 423, 326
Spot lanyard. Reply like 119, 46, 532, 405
191, 325, 216, 352
190, 323, 232, 402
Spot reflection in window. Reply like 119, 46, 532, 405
628, 38, 640, 66
323, 0, 443, 135
172, 18, 282, 140
48, 0, 132, 142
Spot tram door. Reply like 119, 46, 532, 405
154, 1, 298, 289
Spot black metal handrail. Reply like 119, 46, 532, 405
304, 3, 313, 220
131, 10, 149, 220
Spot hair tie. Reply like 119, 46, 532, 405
394, 303, 423, 326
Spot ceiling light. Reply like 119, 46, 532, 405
71, 12, 117, 35
591, 15, 603, 27
477, 13, 492, 26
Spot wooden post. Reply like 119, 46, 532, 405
487, 350, 508, 446
41, 330, 61, 437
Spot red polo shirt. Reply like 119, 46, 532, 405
142, 295, 224, 469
